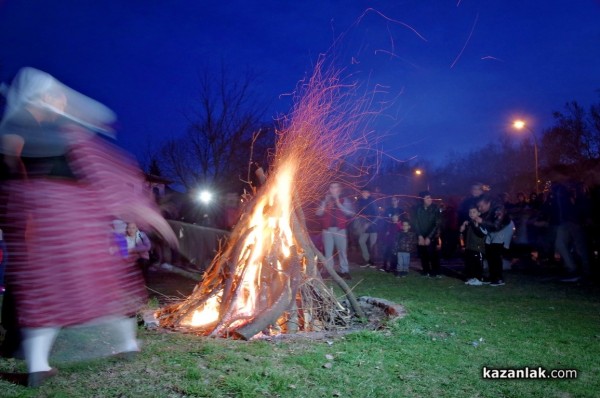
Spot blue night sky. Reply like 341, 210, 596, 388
1, 1, 599, 168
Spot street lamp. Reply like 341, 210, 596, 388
197, 190, 213, 204
512, 119, 539, 194
414, 168, 429, 191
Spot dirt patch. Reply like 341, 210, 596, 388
146, 268, 198, 303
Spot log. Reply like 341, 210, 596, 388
234, 246, 302, 340
234, 280, 291, 340
286, 297, 299, 333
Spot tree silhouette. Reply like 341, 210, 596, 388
155, 64, 275, 192
542, 100, 600, 167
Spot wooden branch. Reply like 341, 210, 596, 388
290, 207, 365, 320
218, 227, 255, 319
234, 281, 290, 340
234, 246, 302, 340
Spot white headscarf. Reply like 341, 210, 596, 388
0, 67, 116, 156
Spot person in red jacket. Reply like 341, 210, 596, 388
315, 182, 355, 280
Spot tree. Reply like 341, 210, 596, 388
433, 136, 536, 197
147, 157, 162, 176
156, 64, 275, 192
542, 100, 600, 167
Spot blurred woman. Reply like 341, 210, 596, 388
0, 67, 177, 387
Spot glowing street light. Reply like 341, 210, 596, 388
197, 190, 213, 204
512, 119, 539, 194
513, 120, 525, 130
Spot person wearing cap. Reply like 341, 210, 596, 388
412, 191, 442, 277
0, 67, 177, 387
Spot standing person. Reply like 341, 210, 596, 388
381, 214, 402, 272
529, 192, 543, 210
385, 196, 404, 219
315, 182, 354, 280
547, 182, 590, 282
110, 219, 129, 259
356, 187, 379, 268
440, 198, 460, 259
381, 196, 404, 272
395, 218, 417, 277
412, 191, 442, 277
126, 222, 152, 281
458, 182, 485, 224
475, 194, 514, 286
460, 205, 486, 285
0, 67, 177, 387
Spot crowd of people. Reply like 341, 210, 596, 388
314, 181, 597, 285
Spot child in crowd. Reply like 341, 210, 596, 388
126, 222, 152, 280
381, 214, 402, 272
110, 220, 129, 259
395, 219, 417, 277
460, 205, 487, 285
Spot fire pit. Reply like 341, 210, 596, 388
156, 56, 390, 340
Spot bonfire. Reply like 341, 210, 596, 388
157, 56, 377, 339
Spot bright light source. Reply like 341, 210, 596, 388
415, 169, 422, 176
197, 190, 213, 204
513, 120, 526, 129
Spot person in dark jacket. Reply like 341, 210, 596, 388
474, 194, 514, 286
460, 205, 486, 285
380, 214, 402, 273
394, 218, 417, 277
356, 187, 379, 268
412, 191, 442, 277
458, 182, 484, 224
547, 182, 590, 282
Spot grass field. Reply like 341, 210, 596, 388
1, 263, 599, 397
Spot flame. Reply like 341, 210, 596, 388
160, 54, 379, 336
186, 293, 222, 327
188, 161, 297, 328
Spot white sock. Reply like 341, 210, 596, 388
111, 317, 139, 353
22, 327, 60, 373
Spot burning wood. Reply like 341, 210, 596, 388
157, 56, 375, 339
